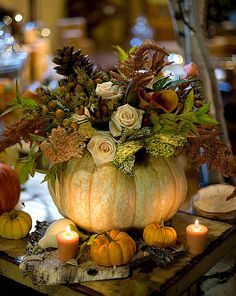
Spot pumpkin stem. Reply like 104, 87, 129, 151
10, 210, 18, 220
160, 218, 165, 228
102, 232, 114, 243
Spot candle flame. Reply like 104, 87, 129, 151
66, 225, 71, 233
195, 219, 199, 227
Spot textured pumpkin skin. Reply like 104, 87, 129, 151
48, 153, 187, 233
0, 210, 32, 239
143, 223, 177, 248
0, 163, 21, 215
91, 229, 136, 266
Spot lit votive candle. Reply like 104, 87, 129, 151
56, 226, 79, 262
186, 219, 208, 255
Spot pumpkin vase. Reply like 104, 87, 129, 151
48, 153, 187, 233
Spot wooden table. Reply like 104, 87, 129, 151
0, 173, 236, 296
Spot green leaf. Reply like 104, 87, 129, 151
5, 80, 38, 110
0, 105, 22, 117
30, 134, 47, 142
197, 114, 219, 125
150, 113, 161, 132
41, 154, 48, 168
75, 233, 98, 261
44, 162, 66, 193
86, 233, 99, 245
178, 121, 199, 136
112, 45, 129, 61
19, 96, 38, 108
160, 125, 177, 134
184, 89, 194, 112
15, 79, 21, 101
164, 77, 201, 89
123, 82, 139, 106
153, 77, 170, 91
160, 113, 177, 121
17, 162, 31, 184
195, 103, 210, 115
153, 122, 161, 132
15, 147, 38, 183
180, 112, 198, 123
107, 99, 114, 111
112, 45, 137, 62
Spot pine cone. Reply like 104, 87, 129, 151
52, 46, 94, 77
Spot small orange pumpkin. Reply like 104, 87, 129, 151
91, 229, 136, 267
0, 163, 21, 215
0, 210, 32, 239
143, 220, 177, 248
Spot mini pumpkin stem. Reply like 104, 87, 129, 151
102, 231, 114, 243
160, 218, 165, 228
10, 210, 18, 220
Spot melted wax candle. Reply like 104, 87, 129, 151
56, 225, 79, 262
186, 219, 208, 255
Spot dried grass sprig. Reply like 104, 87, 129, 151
0, 117, 46, 152
179, 126, 236, 177
111, 40, 171, 88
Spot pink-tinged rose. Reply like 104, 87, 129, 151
87, 133, 116, 165
109, 103, 144, 137
184, 62, 199, 78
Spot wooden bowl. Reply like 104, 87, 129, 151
193, 184, 236, 221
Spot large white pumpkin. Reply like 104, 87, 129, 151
48, 153, 187, 233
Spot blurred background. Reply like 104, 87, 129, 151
0, 0, 236, 153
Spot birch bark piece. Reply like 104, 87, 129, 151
19, 250, 130, 285
193, 184, 236, 220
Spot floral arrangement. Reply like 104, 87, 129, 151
0, 40, 235, 183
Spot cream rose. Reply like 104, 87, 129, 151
95, 81, 122, 100
87, 133, 116, 165
72, 107, 90, 123
109, 103, 144, 137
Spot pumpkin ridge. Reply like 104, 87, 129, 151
109, 167, 118, 230
163, 157, 186, 220
170, 158, 184, 219
88, 159, 96, 230
4, 217, 12, 237
68, 161, 77, 222
12, 220, 21, 239
109, 241, 122, 266
163, 157, 177, 220
53, 175, 60, 215
171, 229, 177, 243
0, 216, 7, 234
17, 217, 24, 237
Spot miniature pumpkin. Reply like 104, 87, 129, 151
0, 163, 21, 215
48, 153, 187, 232
0, 210, 32, 239
143, 220, 177, 248
91, 229, 136, 267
